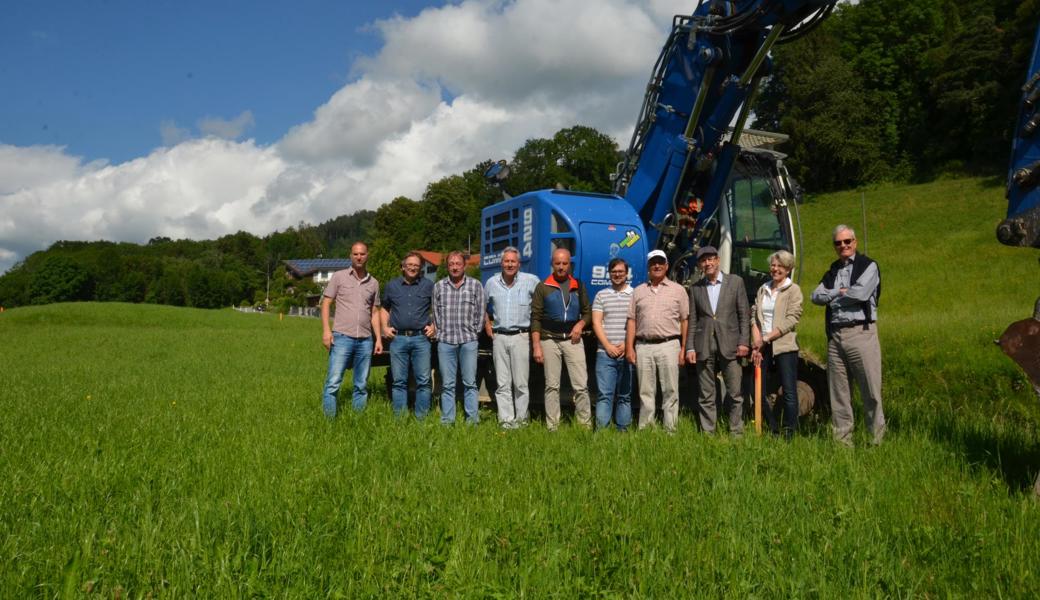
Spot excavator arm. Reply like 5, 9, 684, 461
615, 0, 837, 272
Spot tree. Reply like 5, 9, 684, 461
508, 126, 620, 195
755, 23, 889, 190
29, 256, 94, 305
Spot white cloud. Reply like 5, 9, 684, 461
0, 0, 696, 274
198, 110, 255, 140
159, 120, 191, 146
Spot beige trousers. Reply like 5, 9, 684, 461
636, 339, 681, 432
541, 338, 591, 430
827, 325, 885, 446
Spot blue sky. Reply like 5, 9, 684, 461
1, 0, 437, 163
0, 0, 690, 273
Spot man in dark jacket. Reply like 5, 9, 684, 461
686, 246, 750, 436
531, 248, 592, 431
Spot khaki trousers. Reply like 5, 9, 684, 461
493, 333, 531, 427
827, 325, 885, 446
696, 332, 745, 435
541, 338, 591, 430
636, 339, 681, 432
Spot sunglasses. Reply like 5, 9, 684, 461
833, 238, 855, 247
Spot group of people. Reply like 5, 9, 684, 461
319, 224, 884, 445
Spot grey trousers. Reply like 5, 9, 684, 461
541, 337, 592, 430
696, 333, 744, 435
636, 339, 681, 432
827, 325, 885, 446
493, 332, 530, 427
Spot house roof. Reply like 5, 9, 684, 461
283, 258, 352, 278
414, 250, 480, 268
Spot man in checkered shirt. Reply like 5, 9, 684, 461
432, 250, 487, 424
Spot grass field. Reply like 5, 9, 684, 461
2, 177, 1040, 597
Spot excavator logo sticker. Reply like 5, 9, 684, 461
619, 230, 640, 248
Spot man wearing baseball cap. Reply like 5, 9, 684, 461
686, 245, 750, 436
625, 249, 689, 432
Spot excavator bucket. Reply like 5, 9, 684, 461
997, 299, 1040, 399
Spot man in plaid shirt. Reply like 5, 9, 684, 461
433, 250, 487, 424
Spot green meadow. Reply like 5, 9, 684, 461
2, 177, 1039, 597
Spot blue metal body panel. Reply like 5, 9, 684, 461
479, 190, 649, 297
1005, 23, 1040, 247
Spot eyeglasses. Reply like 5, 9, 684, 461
833, 238, 855, 247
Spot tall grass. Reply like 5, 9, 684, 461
1, 177, 1039, 596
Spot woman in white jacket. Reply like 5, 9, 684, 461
751, 250, 803, 439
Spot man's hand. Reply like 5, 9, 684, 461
607, 343, 624, 358
533, 345, 544, 364
424, 323, 437, 339
322, 331, 333, 351
569, 323, 584, 344
625, 347, 636, 365
751, 349, 762, 367
374, 339, 383, 355
686, 350, 697, 365
736, 344, 750, 358
383, 326, 397, 340
838, 287, 848, 296
677, 348, 685, 366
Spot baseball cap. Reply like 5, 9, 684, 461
647, 249, 668, 262
695, 245, 719, 260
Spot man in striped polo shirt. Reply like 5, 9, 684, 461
591, 257, 635, 431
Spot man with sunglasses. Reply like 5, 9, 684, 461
812, 224, 884, 447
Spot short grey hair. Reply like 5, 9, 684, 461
832, 224, 856, 240
768, 249, 795, 272
501, 246, 520, 259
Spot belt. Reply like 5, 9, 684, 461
831, 320, 873, 330
636, 335, 680, 344
494, 327, 529, 335
396, 329, 426, 336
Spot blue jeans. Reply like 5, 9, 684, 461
761, 346, 799, 438
438, 340, 479, 424
321, 333, 373, 417
595, 350, 634, 431
389, 335, 432, 419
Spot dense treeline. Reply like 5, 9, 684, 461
0, 126, 618, 309
754, 0, 1038, 190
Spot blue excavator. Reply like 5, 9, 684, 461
1000, 23, 1040, 401
480, 0, 839, 414
478, 0, 1040, 431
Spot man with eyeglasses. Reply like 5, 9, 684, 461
381, 251, 436, 420
591, 257, 635, 431
811, 224, 884, 447
627, 250, 689, 433
686, 245, 749, 436
484, 246, 540, 429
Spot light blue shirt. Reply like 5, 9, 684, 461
485, 271, 540, 330
705, 272, 725, 314
810, 256, 879, 323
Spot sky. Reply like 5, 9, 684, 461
0, 0, 700, 273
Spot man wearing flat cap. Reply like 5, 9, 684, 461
686, 246, 750, 436
625, 249, 689, 432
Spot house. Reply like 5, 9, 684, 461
283, 258, 352, 284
